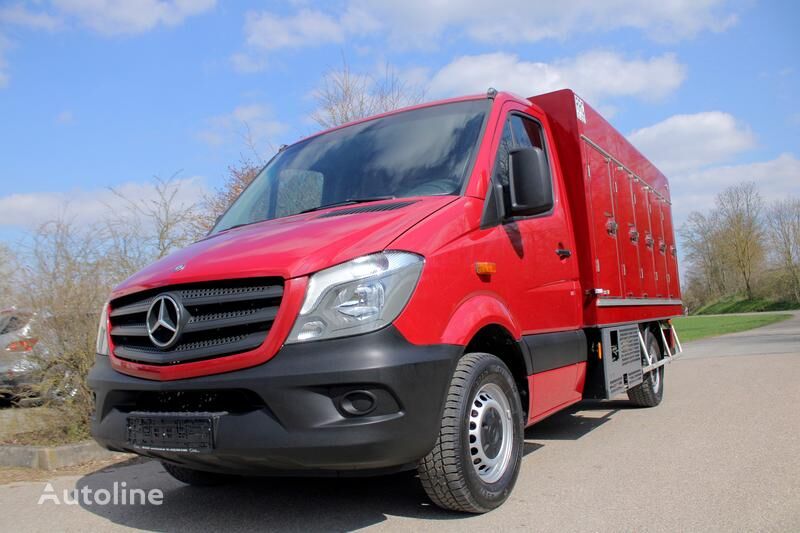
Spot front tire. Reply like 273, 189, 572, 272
627, 328, 664, 407
417, 352, 524, 513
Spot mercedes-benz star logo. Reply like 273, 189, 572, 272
146, 294, 182, 349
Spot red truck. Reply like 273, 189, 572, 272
89, 89, 683, 513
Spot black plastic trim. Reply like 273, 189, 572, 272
522, 329, 588, 374
89, 326, 461, 474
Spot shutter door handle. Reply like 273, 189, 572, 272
556, 248, 572, 259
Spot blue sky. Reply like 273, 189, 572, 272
0, 0, 798, 240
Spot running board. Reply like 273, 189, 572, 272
640, 321, 683, 374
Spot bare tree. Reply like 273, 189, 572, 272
12, 175, 210, 437
767, 198, 800, 303
716, 182, 765, 300
107, 173, 201, 262
680, 211, 731, 299
19, 219, 112, 436
311, 56, 426, 129
192, 158, 262, 235
0, 243, 16, 308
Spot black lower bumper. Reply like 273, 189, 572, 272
88, 326, 460, 475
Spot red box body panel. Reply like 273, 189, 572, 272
530, 90, 682, 325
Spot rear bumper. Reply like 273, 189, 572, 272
88, 326, 460, 475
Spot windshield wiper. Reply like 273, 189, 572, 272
218, 221, 258, 233
299, 196, 396, 215
215, 196, 397, 234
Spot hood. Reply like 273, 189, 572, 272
111, 196, 457, 299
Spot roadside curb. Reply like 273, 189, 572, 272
0, 440, 128, 470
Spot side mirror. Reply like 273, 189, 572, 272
508, 147, 553, 217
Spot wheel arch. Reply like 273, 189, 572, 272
464, 324, 530, 417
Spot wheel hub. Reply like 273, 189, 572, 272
481, 408, 503, 458
468, 383, 514, 483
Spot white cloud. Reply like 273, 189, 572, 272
669, 154, 800, 227
0, 1, 215, 88
0, 177, 207, 229
231, 2, 738, 71
243, 8, 344, 50
51, 0, 216, 35
629, 112, 756, 175
371, 0, 736, 46
240, 5, 381, 55
232, 1, 736, 71
0, 3, 61, 30
247, 0, 737, 52
677, 153, 800, 197
626, 112, 797, 228
0, 0, 215, 35
198, 104, 286, 151
428, 51, 687, 103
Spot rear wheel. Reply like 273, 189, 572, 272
627, 328, 664, 407
161, 462, 232, 486
417, 352, 524, 513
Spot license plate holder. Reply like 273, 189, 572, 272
126, 412, 220, 453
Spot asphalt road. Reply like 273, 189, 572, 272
1, 313, 798, 532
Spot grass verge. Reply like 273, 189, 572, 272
672, 313, 792, 342
695, 297, 799, 315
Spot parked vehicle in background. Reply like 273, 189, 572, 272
90, 88, 683, 513
0, 308, 43, 406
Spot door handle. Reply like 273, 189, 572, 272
556, 248, 572, 259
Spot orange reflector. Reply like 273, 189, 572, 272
597, 342, 603, 360
475, 262, 497, 275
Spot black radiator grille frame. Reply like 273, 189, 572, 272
109, 277, 284, 366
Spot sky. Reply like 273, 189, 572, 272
0, 0, 798, 244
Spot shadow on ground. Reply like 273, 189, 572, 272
76, 401, 624, 531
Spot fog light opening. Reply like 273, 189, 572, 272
340, 390, 377, 416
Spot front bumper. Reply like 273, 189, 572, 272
88, 326, 460, 475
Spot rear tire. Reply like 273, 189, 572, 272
627, 328, 664, 407
417, 352, 524, 513
161, 462, 231, 486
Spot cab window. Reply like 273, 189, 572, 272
491, 113, 549, 210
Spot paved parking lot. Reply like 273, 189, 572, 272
1, 313, 798, 532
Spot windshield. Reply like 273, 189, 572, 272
211, 99, 489, 234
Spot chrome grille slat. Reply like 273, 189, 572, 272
109, 278, 283, 366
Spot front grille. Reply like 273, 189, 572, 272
109, 278, 284, 365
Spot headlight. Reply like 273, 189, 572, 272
286, 251, 423, 344
96, 303, 110, 356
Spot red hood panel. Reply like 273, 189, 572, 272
111, 196, 456, 299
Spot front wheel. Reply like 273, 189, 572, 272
417, 352, 524, 513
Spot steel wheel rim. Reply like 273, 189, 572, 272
646, 340, 661, 394
468, 382, 514, 483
